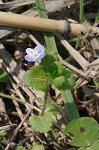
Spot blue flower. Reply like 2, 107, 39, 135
25, 45, 45, 62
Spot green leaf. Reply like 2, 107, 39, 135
78, 140, 99, 150
28, 147, 32, 150
85, 140, 99, 150
0, 69, 9, 82
0, 131, 6, 141
41, 54, 57, 79
66, 73, 75, 88
78, 147, 86, 150
52, 76, 66, 90
24, 55, 75, 91
52, 61, 65, 77
46, 100, 59, 116
64, 117, 99, 147
95, 9, 99, 22
16, 146, 26, 150
41, 55, 65, 79
29, 111, 52, 133
41, 55, 75, 90
32, 144, 45, 150
51, 64, 75, 90
23, 66, 48, 91
52, 67, 75, 90
39, 99, 59, 116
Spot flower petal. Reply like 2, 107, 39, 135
26, 48, 34, 55
34, 44, 44, 53
35, 52, 45, 61
25, 45, 45, 62
25, 55, 36, 62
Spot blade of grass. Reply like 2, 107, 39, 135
95, 9, 99, 23
36, 0, 59, 60
61, 90, 80, 121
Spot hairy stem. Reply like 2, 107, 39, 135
40, 83, 49, 116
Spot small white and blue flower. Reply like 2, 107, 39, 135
25, 44, 45, 62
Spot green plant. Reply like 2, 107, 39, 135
64, 117, 99, 149
23, 0, 79, 134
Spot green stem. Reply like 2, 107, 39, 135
61, 90, 80, 121
40, 82, 49, 116
0, 92, 41, 113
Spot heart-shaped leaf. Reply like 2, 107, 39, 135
16, 146, 26, 150
39, 99, 59, 116
64, 117, 99, 147
32, 144, 44, 150
29, 111, 52, 133
78, 140, 99, 150
23, 66, 48, 91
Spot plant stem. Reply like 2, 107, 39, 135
40, 83, 49, 116
0, 92, 41, 113
61, 90, 80, 121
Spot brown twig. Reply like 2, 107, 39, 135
55, 33, 89, 69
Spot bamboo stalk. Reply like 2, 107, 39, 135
0, 11, 68, 33
70, 23, 86, 35
0, 11, 87, 35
